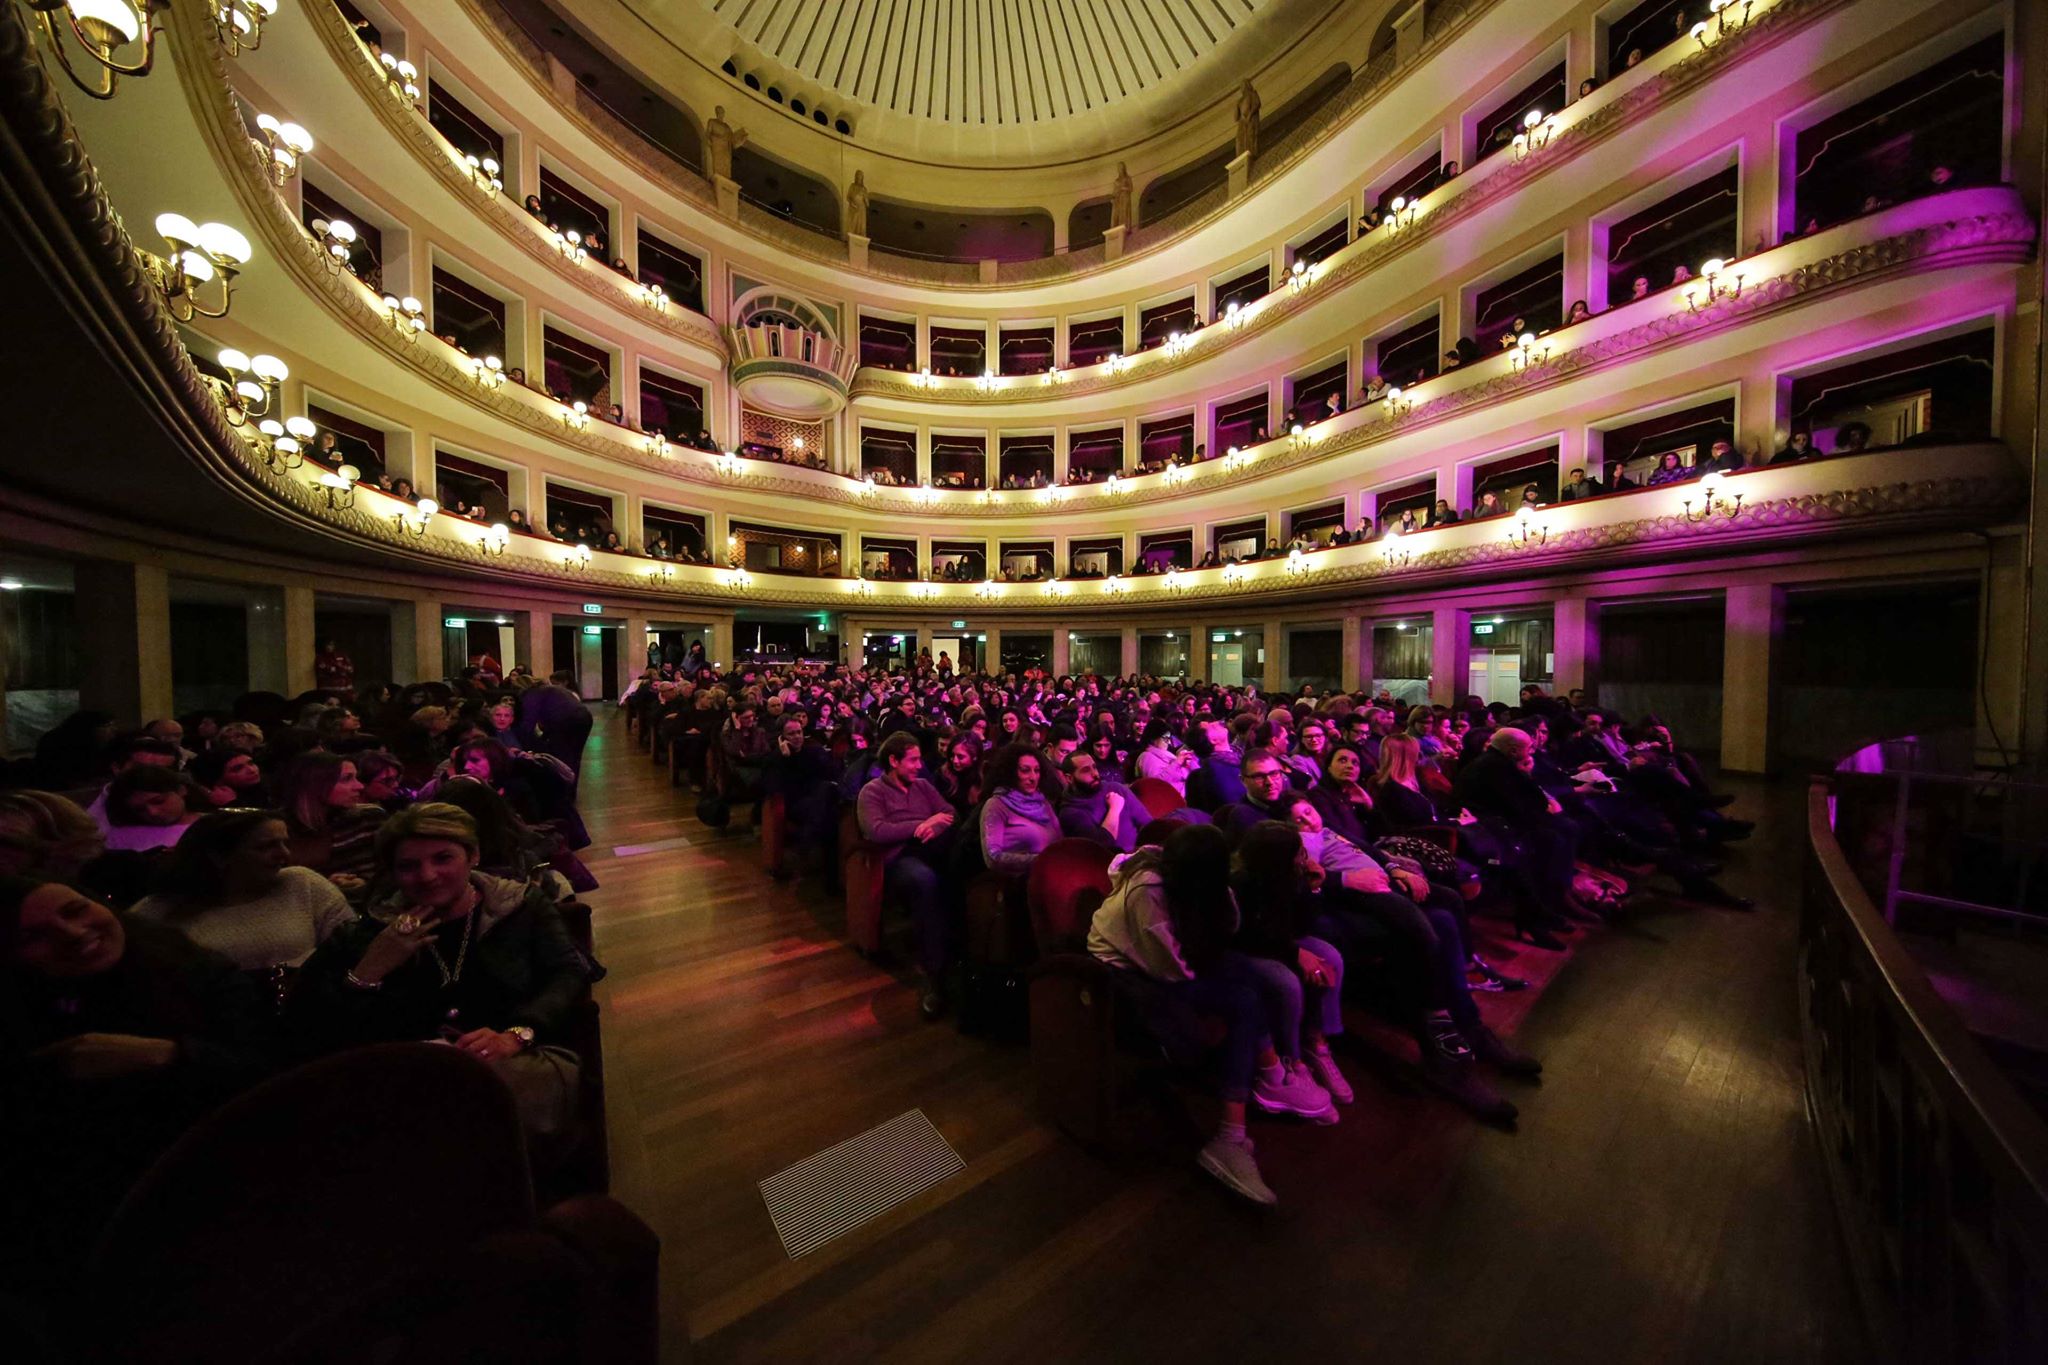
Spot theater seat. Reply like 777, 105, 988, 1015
1128, 776, 1185, 821
90, 1043, 664, 1364
1024, 840, 1126, 1144
760, 791, 789, 876
839, 806, 888, 954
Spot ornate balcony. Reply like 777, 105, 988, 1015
723, 322, 858, 419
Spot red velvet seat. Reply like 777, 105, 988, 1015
1128, 776, 1184, 821
91, 1043, 664, 1364
1024, 840, 1131, 1144
1025, 838, 1115, 952
760, 792, 788, 876
839, 805, 888, 954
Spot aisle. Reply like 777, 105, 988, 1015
570, 710, 1869, 1365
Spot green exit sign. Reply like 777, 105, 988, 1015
1473, 623, 1496, 635
443, 617, 465, 628
581, 624, 603, 636
581, 603, 604, 614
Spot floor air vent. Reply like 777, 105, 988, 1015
758, 1109, 965, 1259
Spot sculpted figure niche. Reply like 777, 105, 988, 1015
1109, 162, 1133, 231
845, 170, 869, 239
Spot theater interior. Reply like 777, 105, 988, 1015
1, 0, 2045, 1360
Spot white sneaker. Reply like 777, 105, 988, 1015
1253, 1058, 1334, 1118
1307, 1043, 1355, 1105
1197, 1133, 1277, 1205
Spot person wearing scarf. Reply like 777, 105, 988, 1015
978, 742, 1062, 874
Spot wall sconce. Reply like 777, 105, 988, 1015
570, 543, 592, 569
714, 450, 741, 478
312, 216, 356, 273
1285, 548, 1308, 576
1511, 110, 1556, 163
382, 293, 425, 342
640, 281, 666, 310
1507, 505, 1548, 547
645, 432, 669, 458
149, 213, 249, 321
210, 0, 276, 55
911, 581, 938, 600
650, 561, 674, 582
379, 53, 419, 104
975, 580, 1001, 601
216, 348, 286, 420
1381, 529, 1413, 568
481, 521, 509, 555
1105, 351, 1127, 374
1163, 569, 1186, 595
1225, 299, 1246, 328
1104, 575, 1126, 596
1685, 258, 1744, 314
857, 475, 877, 498
912, 366, 934, 388
1382, 384, 1413, 418
1683, 470, 1745, 522
473, 354, 504, 390
1385, 195, 1419, 233
553, 229, 587, 263
855, 577, 875, 597
1222, 562, 1246, 585
1510, 332, 1552, 372
1287, 259, 1313, 293
913, 483, 938, 506
1708, 0, 1752, 34
253, 416, 310, 470
1289, 423, 1313, 451
976, 369, 997, 391
317, 463, 358, 509
1104, 472, 1122, 496
463, 153, 502, 196
25, 0, 162, 100
1043, 580, 1068, 600
1043, 364, 1065, 385
394, 496, 435, 536
728, 568, 753, 592
253, 112, 312, 185
561, 400, 589, 431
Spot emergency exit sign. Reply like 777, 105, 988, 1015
582, 603, 604, 614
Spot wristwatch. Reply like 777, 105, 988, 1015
506, 1026, 536, 1051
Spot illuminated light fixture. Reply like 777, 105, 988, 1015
553, 228, 587, 263
1685, 257, 1744, 314
1290, 422, 1312, 451
216, 347, 286, 420
651, 561, 674, 581
1708, 0, 1752, 35
1683, 469, 1746, 523
645, 431, 669, 458
317, 462, 358, 510
1224, 299, 1246, 328
1042, 579, 1068, 599
1287, 259, 1312, 293
252, 113, 312, 186
1385, 194, 1419, 233
714, 450, 741, 478
1164, 462, 1192, 486
394, 496, 435, 536
912, 366, 934, 388
382, 293, 425, 343
1222, 445, 1254, 474
312, 216, 356, 274
1286, 547, 1308, 576
253, 416, 307, 471
858, 475, 877, 498
1511, 109, 1555, 162
1104, 472, 1123, 496
463, 153, 502, 196
149, 213, 250, 321
976, 368, 997, 391
1383, 384, 1413, 418
481, 521, 509, 556
974, 580, 1001, 601
571, 542, 593, 569
640, 280, 666, 309
1105, 351, 1125, 374
791, 435, 805, 451
913, 482, 938, 506
1163, 569, 1185, 595
979, 487, 997, 505
24, 0, 161, 100
1510, 331, 1552, 373
911, 581, 938, 600
1381, 526, 1413, 569
1222, 562, 1246, 585
1103, 575, 1126, 596
1507, 504, 1548, 547
472, 354, 505, 390
728, 568, 753, 592
855, 577, 875, 597
209, 0, 277, 55
379, 52, 420, 104
1043, 364, 1065, 385
561, 400, 590, 431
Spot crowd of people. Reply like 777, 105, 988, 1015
632, 659, 1753, 1205
1, 669, 612, 1322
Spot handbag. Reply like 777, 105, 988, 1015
695, 791, 731, 828
1375, 834, 1459, 881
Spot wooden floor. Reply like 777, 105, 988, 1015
572, 710, 1874, 1365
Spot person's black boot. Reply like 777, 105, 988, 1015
1417, 1022, 1518, 1125
1467, 1024, 1543, 1077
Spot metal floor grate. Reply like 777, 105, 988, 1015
759, 1109, 965, 1260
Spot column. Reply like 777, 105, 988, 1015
711, 614, 735, 670
529, 608, 557, 680
1720, 584, 1783, 774
915, 624, 934, 662
1738, 130, 1779, 258
1561, 220, 1593, 320
620, 612, 651, 681
246, 587, 288, 696
282, 584, 317, 696
982, 625, 1002, 674
1551, 597, 1599, 699
1051, 628, 1071, 676
75, 560, 171, 725
1429, 605, 1471, 707
1392, 0, 1425, 64
1340, 614, 1363, 694
1188, 621, 1211, 682
1120, 626, 1139, 679
1262, 621, 1284, 693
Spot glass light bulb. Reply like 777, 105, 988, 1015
1524, 109, 1543, 128
216, 347, 250, 373
273, 437, 299, 454
338, 464, 360, 482
1387, 385, 1402, 399
279, 123, 313, 154
256, 113, 280, 134
156, 212, 200, 247
284, 415, 315, 438
330, 220, 357, 243
1701, 257, 1725, 277
257, 419, 284, 437
400, 296, 421, 314
251, 0, 279, 14
236, 380, 265, 402
1390, 195, 1406, 211
197, 222, 252, 265
490, 522, 508, 539
482, 157, 499, 175
250, 354, 287, 381
178, 251, 216, 282
485, 355, 502, 370
1691, 20, 1708, 39
416, 498, 438, 517
73, 0, 143, 44
396, 60, 417, 80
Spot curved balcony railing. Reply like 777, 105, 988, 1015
1803, 750, 2048, 1361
